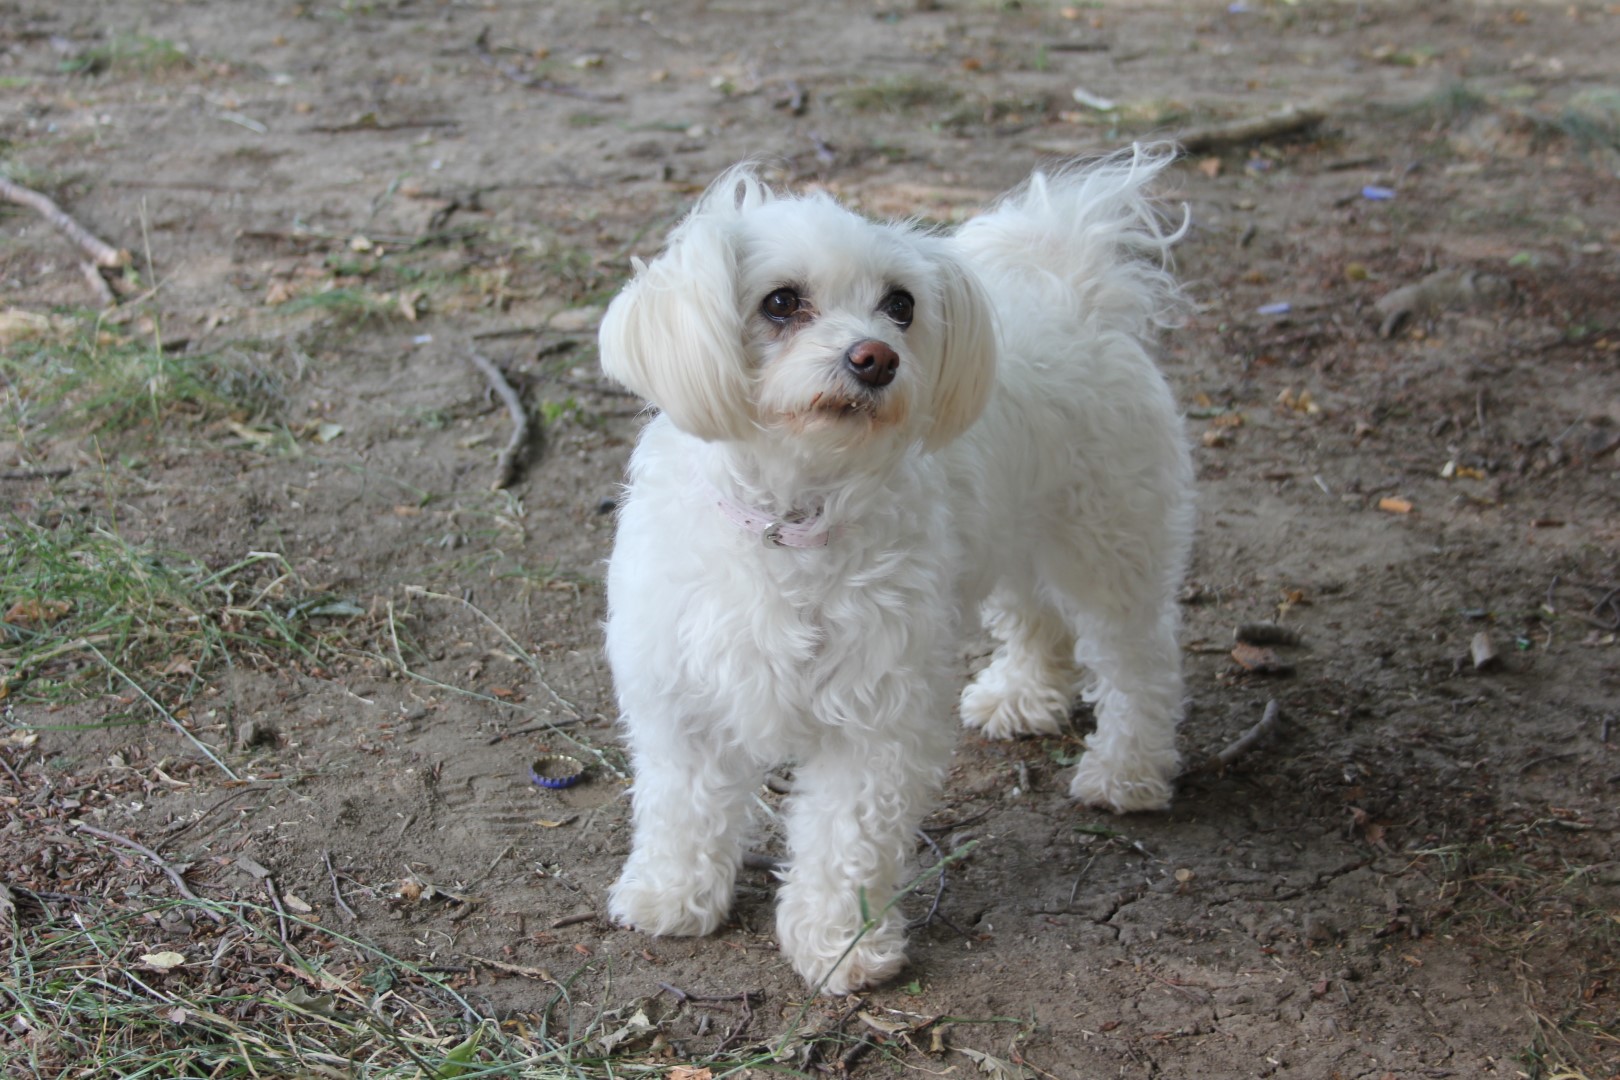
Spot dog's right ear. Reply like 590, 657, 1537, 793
600, 171, 769, 442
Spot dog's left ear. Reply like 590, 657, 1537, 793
920, 249, 997, 451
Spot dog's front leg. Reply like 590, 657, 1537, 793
608, 724, 757, 937
775, 730, 949, 995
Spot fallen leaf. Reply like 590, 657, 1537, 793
959, 1046, 1031, 1079
227, 421, 278, 448
0, 309, 53, 345
283, 892, 314, 914
3, 597, 72, 627
141, 951, 187, 972
857, 1010, 913, 1036
595, 1005, 654, 1054
236, 855, 272, 880
1231, 642, 1294, 675
397, 289, 423, 322
667, 1069, 712, 1080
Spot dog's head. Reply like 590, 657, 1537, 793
600, 167, 997, 458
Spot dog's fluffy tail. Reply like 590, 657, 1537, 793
950, 142, 1187, 341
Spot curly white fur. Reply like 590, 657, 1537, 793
599, 146, 1194, 995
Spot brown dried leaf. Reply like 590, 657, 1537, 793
1231, 642, 1294, 675
4, 597, 72, 627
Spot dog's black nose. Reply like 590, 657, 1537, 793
844, 340, 899, 388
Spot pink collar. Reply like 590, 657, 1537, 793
698, 471, 834, 549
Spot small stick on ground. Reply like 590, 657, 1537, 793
1234, 622, 1302, 647
264, 878, 290, 946
1, 177, 133, 302
323, 851, 358, 923
73, 821, 226, 924
656, 982, 764, 1005
465, 349, 533, 490
0, 467, 74, 482
484, 719, 586, 744
550, 911, 597, 929
908, 829, 951, 930
1176, 103, 1325, 154
1182, 700, 1282, 777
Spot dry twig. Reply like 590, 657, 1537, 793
0, 467, 74, 482
1182, 700, 1282, 777
465, 350, 533, 490
1176, 104, 1325, 154
323, 850, 358, 923
0, 177, 130, 269
72, 821, 226, 924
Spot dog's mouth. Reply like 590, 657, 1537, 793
807, 391, 878, 417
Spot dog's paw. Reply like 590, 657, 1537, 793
1068, 750, 1176, 813
780, 918, 908, 996
608, 863, 732, 937
960, 672, 1069, 740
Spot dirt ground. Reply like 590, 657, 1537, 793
4, 1, 1620, 1077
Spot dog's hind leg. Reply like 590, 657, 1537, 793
959, 586, 1077, 739
608, 724, 757, 937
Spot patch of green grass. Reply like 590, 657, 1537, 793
1416, 831, 1620, 1079
60, 34, 196, 79
0, 886, 1006, 1079
280, 286, 403, 328
2, 747, 1001, 1077
0, 317, 287, 439
1558, 87, 1620, 154
0, 515, 359, 711
0, 894, 601, 1079
1408, 80, 1491, 128
942, 91, 1054, 131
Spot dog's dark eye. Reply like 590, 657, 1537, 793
879, 289, 914, 329
761, 287, 801, 322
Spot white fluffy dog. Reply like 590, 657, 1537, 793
598, 145, 1194, 994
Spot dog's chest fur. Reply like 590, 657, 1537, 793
606, 421, 961, 756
